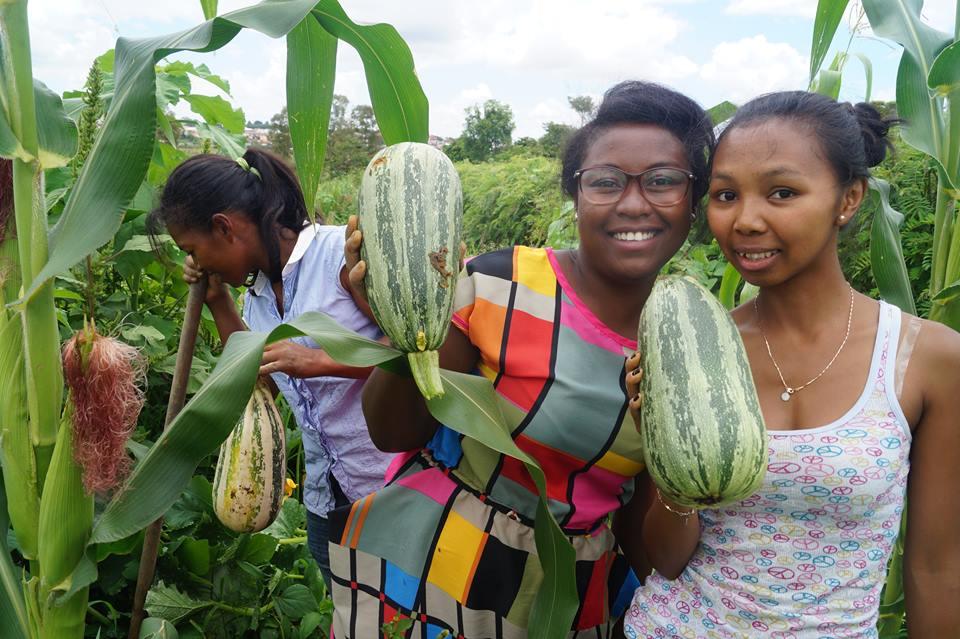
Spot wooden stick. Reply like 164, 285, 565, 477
128, 280, 207, 639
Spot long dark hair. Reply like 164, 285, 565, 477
147, 148, 308, 282
716, 91, 897, 185
561, 81, 715, 217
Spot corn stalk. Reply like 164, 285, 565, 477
810, 1, 960, 635
0, 0, 432, 636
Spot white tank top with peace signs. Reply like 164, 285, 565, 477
625, 301, 912, 639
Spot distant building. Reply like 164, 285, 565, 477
245, 128, 271, 146
428, 134, 454, 149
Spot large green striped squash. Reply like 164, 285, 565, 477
358, 142, 463, 400
638, 276, 766, 509
212, 380, 286, 532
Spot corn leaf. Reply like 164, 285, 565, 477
429, 370, 578, 637
809, 0, 851, 83
853, 52, 874, 102
312, 0, 429, 144
33, 80, 77, 170
868, 178, 917, 314
23, 0, 326, 302
0, 473, 29, 639
287, 13, 337, 217
861, 0, 954, 186
932, 278, 960, 302
200, 0, 218, 21
0, 315, 40, 560
160, 61, 230, 94
718, 263, 742, 310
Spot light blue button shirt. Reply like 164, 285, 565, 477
242, 224, 393, 517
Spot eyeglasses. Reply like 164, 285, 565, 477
574, 166, 695, 207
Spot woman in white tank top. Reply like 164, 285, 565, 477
619, 92, 960, 638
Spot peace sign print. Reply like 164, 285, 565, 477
769, 461, 801, 474
768, 566, 795, 580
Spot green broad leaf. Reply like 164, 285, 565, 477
287, 12, 337, 217
298, 611, 322, 639
192, 120, 246, 159
139, 617, 179, 639
177, 538, 211, 577
312, 0, 429, 144
184, 94, 245, 134
262, 498, 306, 541
275, 584, 315, 619
868, 178, 917, 315
706, 100, 737, 126
145, 582, 213, 624
200, 0, 218, 21
34, 79, 79, 168
156, 72, 190, 109
24, 0, 324, 302
161, 61, 230, 94
718, 262, 741, 310
861, 0, 954, 185
809, 0, 851, 83
428, 370, 578, 636
240, 533, 278, 565
121, 325, 166, 346
932, 279, 960, 302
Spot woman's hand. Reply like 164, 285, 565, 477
344, 215, 369, 303
625, 350, 644, 432
183, 254, 230, 305
260, 339, 375, 380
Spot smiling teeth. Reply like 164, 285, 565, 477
739, 250, 778, 260
614, 231, 657, 241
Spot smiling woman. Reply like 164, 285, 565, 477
333, 80, 715, 637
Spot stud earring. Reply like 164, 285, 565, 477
690, 212, 697, 222
838, 215, 847, 224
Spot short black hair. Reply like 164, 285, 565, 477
717, 91, 897, 186
561, 81, 715, 217
147, 148, 308, 283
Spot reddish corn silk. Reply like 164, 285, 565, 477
62, 325, 146, 494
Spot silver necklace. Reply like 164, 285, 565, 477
754, 286, 855, 402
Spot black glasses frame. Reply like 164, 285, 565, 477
574, 165, 696, 206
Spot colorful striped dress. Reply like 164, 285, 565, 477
328, 246, 645, 638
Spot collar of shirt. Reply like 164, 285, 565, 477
249, 223, 320, 297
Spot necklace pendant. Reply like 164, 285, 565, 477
781, 389, 792, 402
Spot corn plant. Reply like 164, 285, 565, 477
810, 1, 960, 636
0, 0, 428, 636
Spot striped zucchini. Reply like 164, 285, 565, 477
358, 142, 462, 400
212, 379, 286, 532
638, 276, 766, 509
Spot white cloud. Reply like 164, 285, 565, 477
699, 36, 808, 103
725, 0, 816, 18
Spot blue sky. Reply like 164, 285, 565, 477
28, 0, 957, 138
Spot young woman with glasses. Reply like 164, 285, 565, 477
330, 80, 715, 636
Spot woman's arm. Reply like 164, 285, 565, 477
902, 321, 960, 638
183, 255, 245, 343
622, 351, 701, 579
361, 328, 479, 452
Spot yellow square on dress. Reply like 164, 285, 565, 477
426, 510, 486, 601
